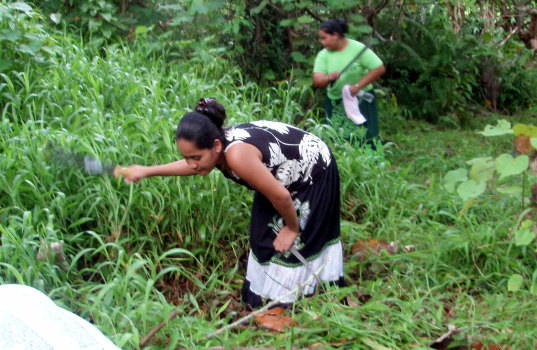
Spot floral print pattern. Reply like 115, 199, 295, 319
224, 121, 332, 189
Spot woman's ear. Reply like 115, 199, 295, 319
213, 139, 223, 153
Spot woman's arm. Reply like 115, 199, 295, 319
313, 71, 340, 89
349, 64, 386, 95
123, 159, 197, 183
225, 143, 300, 252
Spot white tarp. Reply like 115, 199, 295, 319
0, 284, 120, 350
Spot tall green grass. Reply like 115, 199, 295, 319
1, 30, 536, 349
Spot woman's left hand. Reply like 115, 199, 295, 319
349, 83, 360, 96
274, 226, 299, 252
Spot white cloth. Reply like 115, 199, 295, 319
0, 284, 120, 350
245, 241, 344, 303
342, 84, 366, 125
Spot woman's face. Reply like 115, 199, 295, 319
318, 29, 340, 50
177, 138, 222, 175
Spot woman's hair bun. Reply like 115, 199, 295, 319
194, 97, 226, 129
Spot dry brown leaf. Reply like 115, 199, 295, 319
345, 295, 360, 307
515, 134, 531, 155
254, 307, 297, 332
351, 239, 396, 260
404, 245, 416, 253
470, 343, 510, 350
149, 213, 163, 221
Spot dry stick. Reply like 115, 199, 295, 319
140, 260, 330, 346
139, 309, 182, 348
498, 25, 521, 47
206, 260, 329, 339
432, 323, 461, 344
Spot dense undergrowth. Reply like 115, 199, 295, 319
2, 15, 537, 350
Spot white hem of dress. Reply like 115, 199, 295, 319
245, 241, 344, 303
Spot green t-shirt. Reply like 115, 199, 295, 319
313, 39, 383, 100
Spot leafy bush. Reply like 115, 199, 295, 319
34, 0, 167, 42
443, 119, 537, 294
0, 2, 60, 73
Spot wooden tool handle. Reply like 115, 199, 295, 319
113, 165, 131, 179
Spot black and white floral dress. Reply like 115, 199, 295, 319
220, 120, 344, 308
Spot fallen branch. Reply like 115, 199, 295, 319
498, 25, 521, 48
432, 323, 461, 344
139, 309, 182, 348
206, 260, 329, 339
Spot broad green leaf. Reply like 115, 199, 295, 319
466, 156, 493, 166
135, 26, 148, 35
531, 282, 537, 296
349, 13, 366, 23
19, 41, 42, 55
296, 0, 312, 9
469, 158, 494, 182
495, 154, 529, 179
0, 29, 23, 42
507, 274, 523, 292
0, 59, 14, 72
297, 15, 314, 24
457, 180, 486, 201
355, 24, 373, 34
481, 32, 493, 41
515, 226, 535, 246
280, 19, 294, 27
12, 2, 33, 13
497, 185, 522, 196
101, 27, 112, 39
443, 168, 467, 193
513, 123, 537, 137
88, 19, 101, 32
188, 0, 206, 15
327, 0, 354, 10
250, 0, 269, 14
530, 137, 537, 150
478, 119, 512, 136
291, 51, 306, 62
102, 12, 113, 22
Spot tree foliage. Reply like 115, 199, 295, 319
15, 0, 537, 121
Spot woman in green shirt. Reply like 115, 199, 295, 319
313, 18, 386, 148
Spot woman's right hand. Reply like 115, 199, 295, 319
327, 71, 339, 82
121, 165, 148, 184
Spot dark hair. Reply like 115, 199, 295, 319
319, 18, 348, 37
176, 98, 227, 149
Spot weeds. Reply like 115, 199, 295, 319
1, 29, 536, 349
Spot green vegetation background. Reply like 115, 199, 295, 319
1, 1, 537, 349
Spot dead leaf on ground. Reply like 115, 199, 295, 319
345, 290, 371, 307
514, 134, 531, 155
254, 307, 297, 332
311, 338, 348, 348
351, 239, 397, 260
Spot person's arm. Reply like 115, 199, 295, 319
349, 64, 386, 95
313, 71, 340, 89
122, 160, 197, 183
312, 50, 339, 89
225, 143, 299, 252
